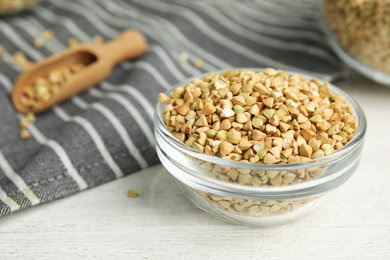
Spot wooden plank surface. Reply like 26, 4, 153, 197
1, 76, 390, 259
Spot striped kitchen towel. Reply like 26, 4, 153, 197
0, 0, 345, 216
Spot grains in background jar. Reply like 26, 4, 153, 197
323, 0, 390, 74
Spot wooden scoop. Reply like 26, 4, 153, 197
12, 29, 147, 114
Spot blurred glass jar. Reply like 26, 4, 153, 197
319, 0, 390, 85
0, 0, 42, 16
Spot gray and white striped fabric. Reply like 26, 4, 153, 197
0, 0, 345, 216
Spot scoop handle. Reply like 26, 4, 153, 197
104, 30, 147, 64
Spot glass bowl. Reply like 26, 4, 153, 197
154, 68, 367, 226
319, 0, 390, 85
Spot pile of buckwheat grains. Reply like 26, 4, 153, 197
159, 68, 357, 184
323, 0, 390, 74
158, 68, 358, 218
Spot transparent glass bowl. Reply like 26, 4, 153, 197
154, 69, 367, 226
319, 0, 390, 85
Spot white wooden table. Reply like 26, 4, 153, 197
1, 76, 390, 259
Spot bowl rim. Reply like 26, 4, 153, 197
154, 68, 367, 198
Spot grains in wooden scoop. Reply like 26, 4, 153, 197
16, 35, 103, 139
18, 63, 85, 139
21, 64, 85, 112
